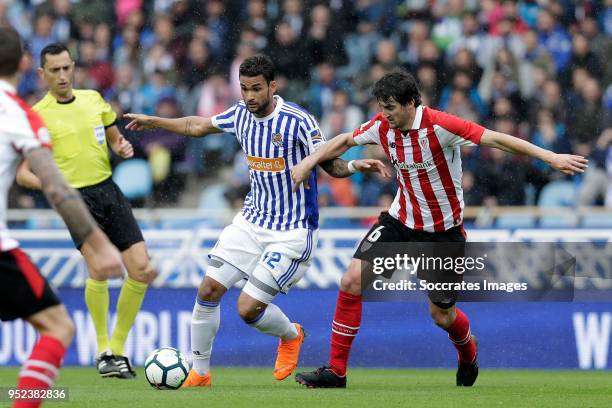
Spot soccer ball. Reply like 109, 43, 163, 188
144, 347, 189, 389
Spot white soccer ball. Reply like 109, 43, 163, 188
144, 347, 189, 390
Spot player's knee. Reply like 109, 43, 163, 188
197, 278, 226, 302
130, 261, 156, 284
429, 306, 453, 328
340, 273, 361, 294
340, 260, 362, 295
57, 315, 76, 346
40, 310, 75, 348
236, 297, 263, 322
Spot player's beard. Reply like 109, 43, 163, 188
248, 96, 271, 116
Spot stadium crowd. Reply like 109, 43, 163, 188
2, 0, 612, 209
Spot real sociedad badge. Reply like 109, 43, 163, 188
272, 132, 283, 147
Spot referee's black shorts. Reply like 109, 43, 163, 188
75, 177, 143, 252
354, 212, 466, 309
0, 248, 61, 321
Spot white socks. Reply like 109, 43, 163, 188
190, 299, 220, 375
247, 303, 298, 340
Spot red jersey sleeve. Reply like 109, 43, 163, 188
428, 108, 485, 146
352, 112, 384, 145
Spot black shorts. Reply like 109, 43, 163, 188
355, 212, 466, 309
76, 177, 143, 251
0, 249, 61, 321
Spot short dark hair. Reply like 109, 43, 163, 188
0, 25, 24, 77
239, 54, 275, 83
40, 43, 71, 67
373, 69, 422, 107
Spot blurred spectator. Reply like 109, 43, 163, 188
307, 61, 352, 119
304, 4, 348, 67
30, 12, 57, 67
567, 77, 610, 146
79, 40, 114, 91
431, 0, 464, 51
51, 0, 75, 43
266, 21, 308, 82
560, 33, 603, 89
182, 39, 211, 90
278, 0, 304, 38
577, 129, 612, 206
320, 90, 364, 138
202, 0, 229, 63
536, 8, 572, 73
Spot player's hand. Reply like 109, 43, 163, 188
291, 159, 316, 192
124, 113, 155, 131
352, 159, 390, 177
548, 154, 588, 175
84, 229, 124, 279
112, 134, 134, 159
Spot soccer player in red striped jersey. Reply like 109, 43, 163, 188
291, 69, 588, 388
0, 26, 123, 407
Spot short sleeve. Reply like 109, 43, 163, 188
352, 113, 383, 145
211, 105, 238, 134
298, 114, 326, 153
428, 108, 485, 147
95, 92, 117, 128
2, 94, 51, 153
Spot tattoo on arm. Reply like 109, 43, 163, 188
24, 148, 96, 247
319, 158, 351, 178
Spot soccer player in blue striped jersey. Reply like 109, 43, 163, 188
125, 55, 387, 386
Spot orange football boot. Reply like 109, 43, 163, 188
274, 323, 305, 380
182, 370, 211, 388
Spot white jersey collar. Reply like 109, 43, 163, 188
411, 105, 424, 129
252, 95, 284, 122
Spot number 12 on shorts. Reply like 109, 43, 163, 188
263, 251, 281, 270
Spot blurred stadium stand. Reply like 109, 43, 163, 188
2, 0, 610, 212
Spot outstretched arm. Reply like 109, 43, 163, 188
123, 113, 222, 138
319, 157, 389, 179
292, 132, 389, 190
480, 129, 588, 175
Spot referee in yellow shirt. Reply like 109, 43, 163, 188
17, 43, 155, 379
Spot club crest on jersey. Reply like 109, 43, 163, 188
418, 136, 429, 150
272, 133, 283, 147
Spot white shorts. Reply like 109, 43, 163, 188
207, 213, 317, 298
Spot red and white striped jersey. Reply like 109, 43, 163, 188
0, 80, 51, 251
353, 105, 484, 233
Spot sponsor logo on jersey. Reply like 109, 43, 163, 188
247, 155, 286, 172
390, 155, 434, 171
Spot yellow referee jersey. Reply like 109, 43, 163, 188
33, 90, 117, 188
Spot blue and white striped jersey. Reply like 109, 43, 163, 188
211, 95, 325, 230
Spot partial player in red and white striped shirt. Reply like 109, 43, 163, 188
292, 69, 588, 388
0, 26, 123, 408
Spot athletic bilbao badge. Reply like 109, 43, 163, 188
418, 137, 429, 150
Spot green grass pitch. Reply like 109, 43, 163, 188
1, 367, 611, 408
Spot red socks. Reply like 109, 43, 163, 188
329, 291, 362, 376
13, 335, 66, 408
446, 308, 477, 363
